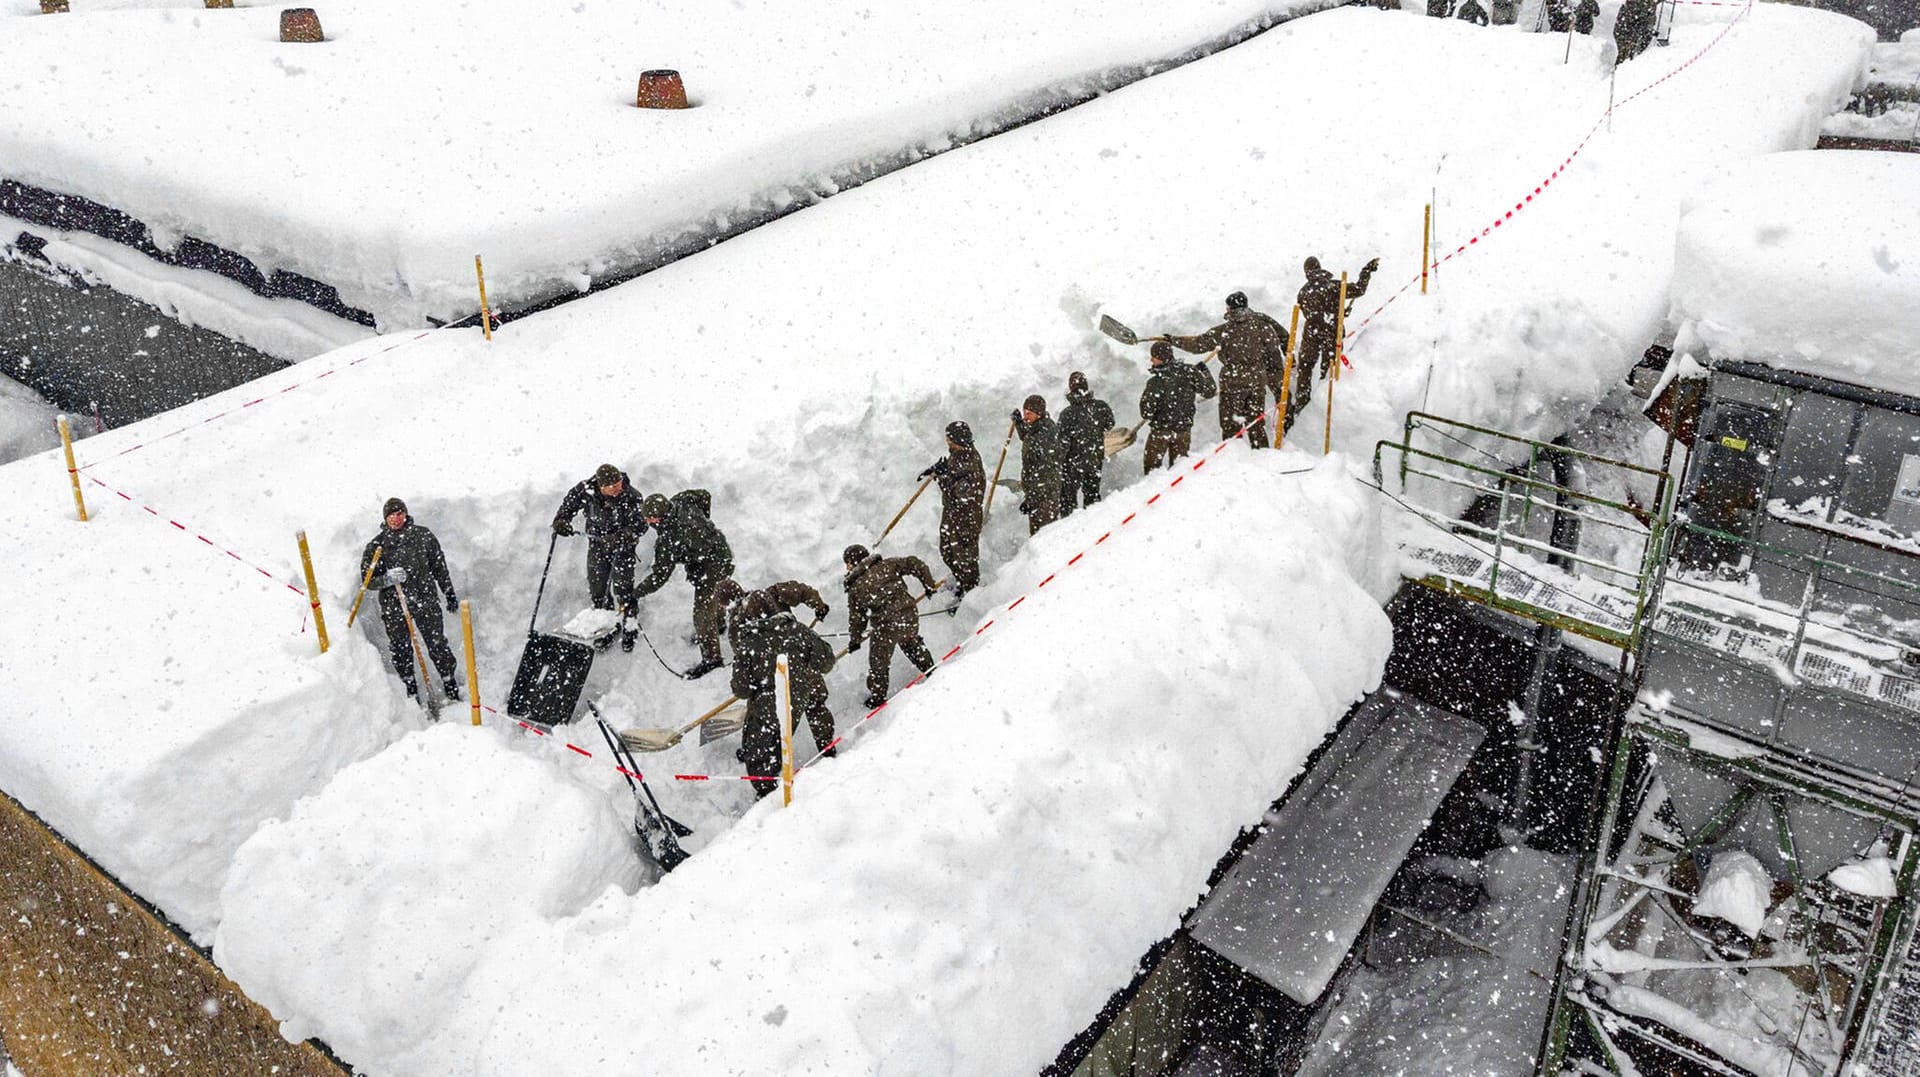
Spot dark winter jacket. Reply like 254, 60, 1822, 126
552, 472, 648, 543
844, 554, 938, 645
1138, 360, 1217, 433
1012, 413, 1064, 501
1167, 307, 1290, 396
636, 491, 735, 594
715, 578, 831, 636
1058, 392, 1117, 476
924, 446, 986, 543
1297, 263, 1376, 359
360, 519, 456, 611
730, 612, 835, 710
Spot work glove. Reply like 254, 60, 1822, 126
848, 636, 863, 653
553, 520, 575, 537
1010, 409, 1023, 426
1365, 257, 1381, 272
446, 593, 460, 614
814, 603, 830, 621
1018, 498, 1031, 515
386, 567, 409, 585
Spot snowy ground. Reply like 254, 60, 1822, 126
0, 0, 1332, 327
0, 374, 58, 465
0, 2, 1878, 1073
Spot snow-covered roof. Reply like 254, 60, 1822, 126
1672, 150, 1920, 396
0, 0, 1326, 326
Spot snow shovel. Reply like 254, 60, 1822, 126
393, 587, 441, 719
594, 714, 692, 873
1099, 314, 1171, 348
1105, 348, 1219, 458
621, 694, 741, 753
875, 474, 935, 547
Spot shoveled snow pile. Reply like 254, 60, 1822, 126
1671, 151, 1920, 394
1691, 849, 1774, 936
0, 0, 1329, 326
214, 722, 644, 1050
1829, 854, 1898, 898
0, 2, 1879, 1071
215, 452, 1395, 1075
0, 376, 58, 465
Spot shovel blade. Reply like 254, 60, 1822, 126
621, 728, 682, 753
1098, 314, 1139, 346
1103, 427, 1138, 458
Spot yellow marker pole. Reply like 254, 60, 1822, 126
296, 530, 330, 654
1327, 273, 1348, 456
474, 255, 494, 342
1276, 305, 1301, 451
346, 547, 382, 628
1422, 204, 1432, 295
58, 417, 88, 522
461, 601, 481, 726
776, 654, 794, 806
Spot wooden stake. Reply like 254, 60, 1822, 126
1422, 204, 1432, 295
296, 530, 329, 655
776, 654, 794, 806
57, 417, 88, 522
1327, 273, 1348, 456
983, 420, 1015, 523
876, 475, 935, 546
474, 255, 494, 341
346, 548, 382, 628
1276, 305, 1301, 450
395, 588, 433, 715
461, 601, 480, 726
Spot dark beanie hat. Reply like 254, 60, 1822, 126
946, 420, 973, 448
382, 497, 407, 517
1226, 291, 1249, 310
1023, 394, 1047, 416
593, 463, 622, 488
1068, 371, 1089, 395
641, 493, 670, 518
1150, 341, 1173, 362
843, 543, 870, 566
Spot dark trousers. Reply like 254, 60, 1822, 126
691, 575, 727, 664
939, 524, 981, 592
1144, 428, 1193, 472
1219, 380, 1270, 449
1026, 493, 1062, 535
587, 538, 637, 613
868, 623, 935, 702
379, 590, 457, 688
740, 690, 835, 798
1061, 467, 1102, 516
1289, 336, 1335, 431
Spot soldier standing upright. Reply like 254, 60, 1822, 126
919, 420, 985, 602
361, 497, 462, 701
842, 544, 939, 710
634, 490, 735, 679
1138, 341, 1218, 473
1057, 372, 1116, 515
1292, 256, 1379, 430
730, 591, 838, 798
551, 463, 648, 652
1167, 291, 1289, 449
1011, 394, 1064, 535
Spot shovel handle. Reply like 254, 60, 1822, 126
876, 474, 935, 547
984, 420, 1016, 523
345, 548, 382, 628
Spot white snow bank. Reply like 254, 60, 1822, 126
0, 376, 58, 465
0, 0, 1330, 326
1671, 151, 1920, 395
214, 722, 643, 1052
1691, 849, 1774, 936
219, 451, 1393, 1075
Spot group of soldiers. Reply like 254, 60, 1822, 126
352, 254, 1379, 797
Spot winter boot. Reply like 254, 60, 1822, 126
621, 611, 638, 653
401, 675, 420, 699
443, 679, 463, 702
862, 692, 886, 710
684, 656, 724, 680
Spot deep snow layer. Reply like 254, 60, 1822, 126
0, 0, 1326, 326
0, 375, 58, 465
1670, 150, 1920, 394
0, 3, 1878, 1071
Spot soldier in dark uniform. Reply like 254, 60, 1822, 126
842, 544, 938, 710
1011, 394, 1064, 535
1138, 341, 1217, 473
919, 420, 985, 601
1167, 291, 1288, 449
550, 463, 648, 651
360, 497, 462, 700
1292, 256, 1380, 431
715, 577, 830, 640
730, 591, 838, 799
635, 491, 736, 679
1057, 372, 1116, 515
